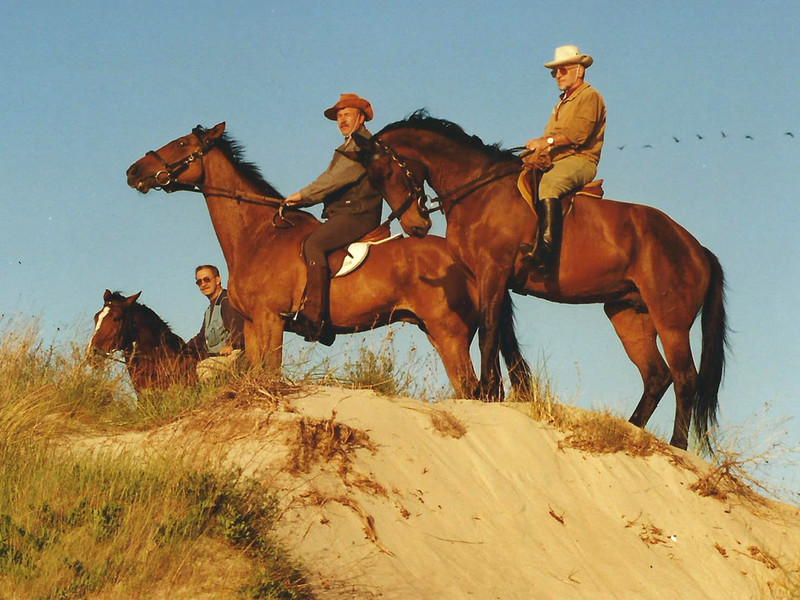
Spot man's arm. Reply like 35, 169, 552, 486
221, 297, 246, 350
185, 323, 208, 359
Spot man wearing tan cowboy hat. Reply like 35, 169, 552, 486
522, 45, 606, 275
280, 93, 383, 345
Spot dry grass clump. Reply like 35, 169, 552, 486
559, 410, 670, 457
0, 318, 130, 435
215, 367, 299, 410
512, 359, 668, 457
429, 409, 467, 439
689, 409, 800, 506
689, 454, 765, 503
284, 410, 374, 478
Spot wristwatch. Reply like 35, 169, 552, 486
546, 136, 555, 146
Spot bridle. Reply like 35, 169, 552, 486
90, 303, 139, 364
146, 126, 217, 188
369, 138, 520, 218
371, 139, 442, 219
144, 126, 294, 227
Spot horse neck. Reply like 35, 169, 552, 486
201, 150, 279, 273
200, 150, 317, 279
397, 131, 509, 202
127, 309, 182, 359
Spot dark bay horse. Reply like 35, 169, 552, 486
125, 123, 530, 398
350, 112, 727, 450
87, 290, 198, 392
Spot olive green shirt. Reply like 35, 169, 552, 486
544, 82, 606, 165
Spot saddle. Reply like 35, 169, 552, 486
318, 222, 403, 277
517, 170, 604, 215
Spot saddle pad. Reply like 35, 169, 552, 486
333, 233, 403, 278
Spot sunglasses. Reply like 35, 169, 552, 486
550, 65, 578, 78
195, 276, 213, 286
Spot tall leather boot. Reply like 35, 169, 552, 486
291, 262, 336, 346
521, 198, 562, 275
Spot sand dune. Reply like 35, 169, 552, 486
82, 385, 800, 599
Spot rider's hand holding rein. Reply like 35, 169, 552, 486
283, 192, 302, 207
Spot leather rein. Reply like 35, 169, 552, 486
372, 138, 522, 217
146, 127, 428, 230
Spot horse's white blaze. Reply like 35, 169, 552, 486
93, 306, 110, 333
87, 306, 111, 353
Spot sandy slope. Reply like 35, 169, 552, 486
82, 386, 800, 599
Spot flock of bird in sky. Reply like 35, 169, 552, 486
615, 130, 794, 150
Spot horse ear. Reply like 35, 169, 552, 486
351, 132, 373, 149
125, 291, 142, 306
206, 122, 226, 141
103, 289, 113, 302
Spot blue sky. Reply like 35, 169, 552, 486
2, 1, 798, 494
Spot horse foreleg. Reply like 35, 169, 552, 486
477, 280, 508, 401
604, 302, 672, 428
423, 326, 479, 399
245, 315, 285, 378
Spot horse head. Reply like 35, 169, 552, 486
348, 133, 432, 238
126, 122, 227, 193
86, 289, 141, 361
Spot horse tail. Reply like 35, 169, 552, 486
498, 291, 532, 394
693, 248, 728, 446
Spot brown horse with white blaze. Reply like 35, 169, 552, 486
125, 122, 531, 398
350, 111, 728, 450
87, 289, 198, 392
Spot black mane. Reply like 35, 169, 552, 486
196, 127, 284, 199
378, 109, 520, 162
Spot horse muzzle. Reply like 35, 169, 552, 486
126, 163, 151, 193
409, 219, 432, 238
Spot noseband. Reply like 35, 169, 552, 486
146, 126, 217, 188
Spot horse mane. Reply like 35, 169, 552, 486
196, 126, 285, 199
378, 109, 520, 162
108, 291, 186, 353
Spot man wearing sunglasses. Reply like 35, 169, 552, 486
522, 45, 606, 275
187, 264, 246, 380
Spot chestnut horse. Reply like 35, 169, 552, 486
350, 111, 727, 449
125, 123, 530, 398
87, 290, 198, 392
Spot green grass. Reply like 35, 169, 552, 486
0, 319, 312, 599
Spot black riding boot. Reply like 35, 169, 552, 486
521, 198, 562, 275
280, 262, 336, 346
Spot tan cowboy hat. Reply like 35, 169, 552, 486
543, 45, 593, 69
323, 93, 374, 121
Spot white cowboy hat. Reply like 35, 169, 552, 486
543, 45, 593, 69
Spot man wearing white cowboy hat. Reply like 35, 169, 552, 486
522, 45, 606, 275
281, 93, 383, 345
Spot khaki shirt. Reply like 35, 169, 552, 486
544, 82, 606, 165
